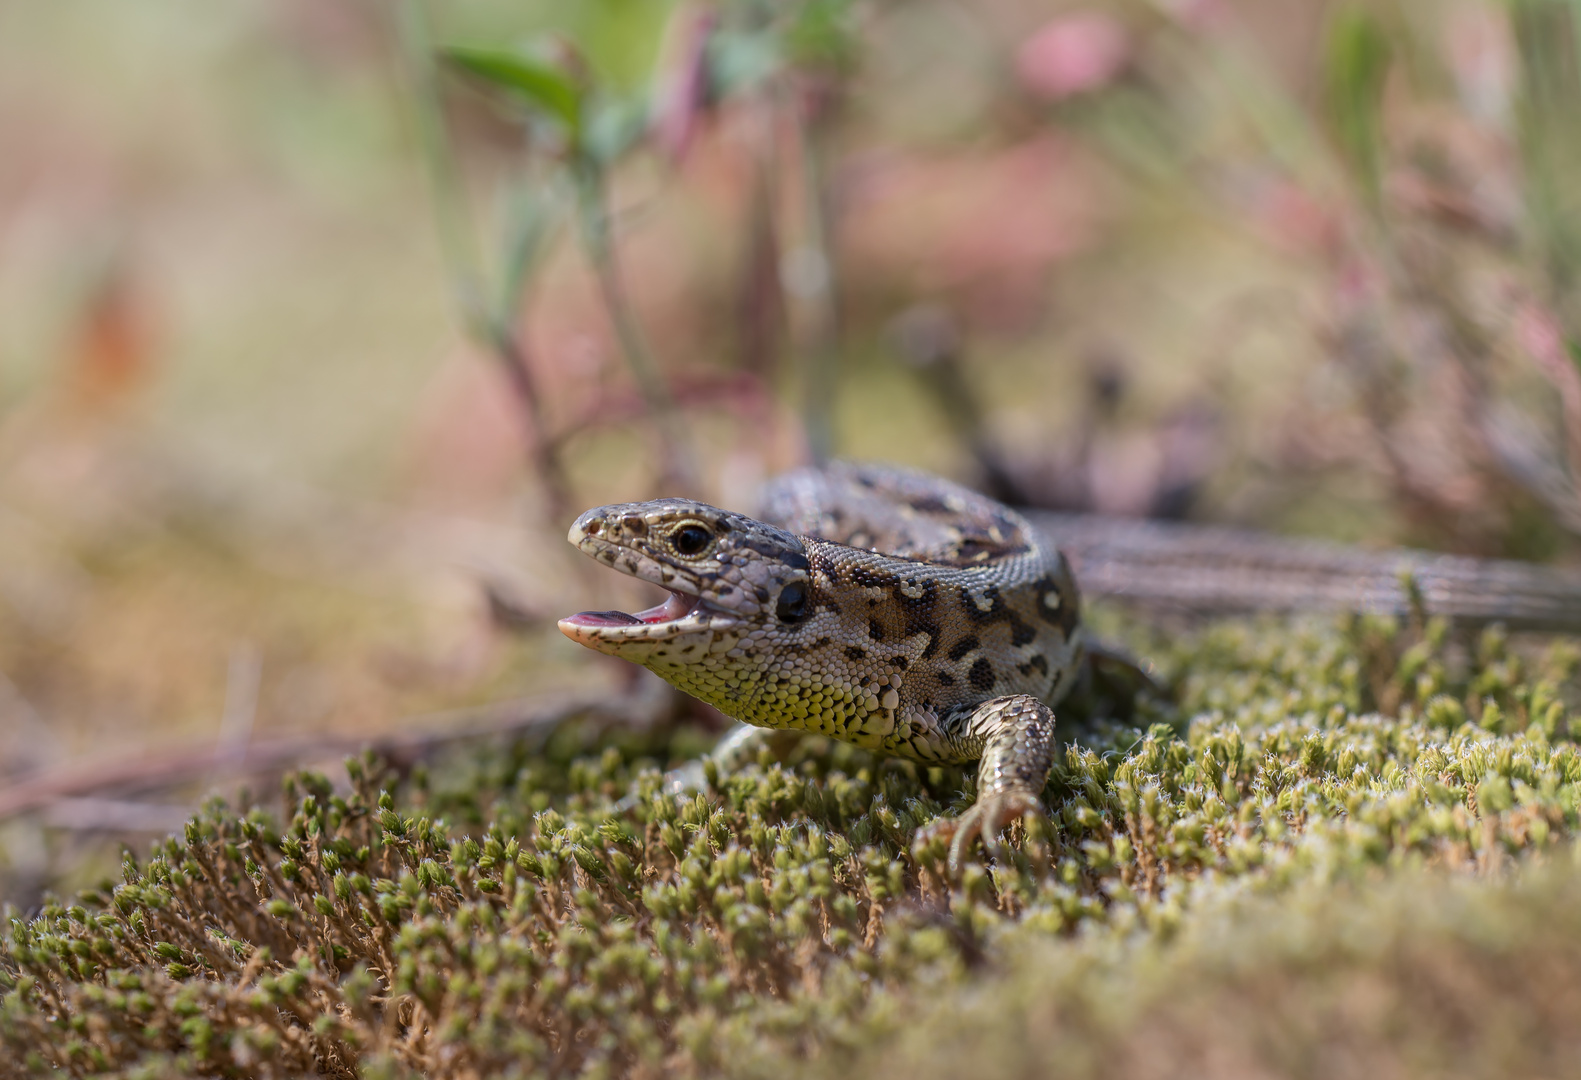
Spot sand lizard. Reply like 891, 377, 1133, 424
558, 460, 1581, 869
558, 462, 1085, 871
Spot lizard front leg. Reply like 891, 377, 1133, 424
618, 725, 807, 810
663, 724, 804, 794
921, 694, 1056, 876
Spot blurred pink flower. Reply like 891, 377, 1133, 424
842, 134, 1100, 330
1257, 179, 1340, 256
1016, 13, 1130, 101
1515, 303, 1566, 372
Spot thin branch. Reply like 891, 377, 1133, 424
790, 86, 843, 465
736, 91, 786, 379
0, 684, 680, 823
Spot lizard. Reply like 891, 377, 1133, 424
558, 461, 1085, 873
557, 460, 1581, 871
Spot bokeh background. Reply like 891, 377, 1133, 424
4, 0, 1581, 899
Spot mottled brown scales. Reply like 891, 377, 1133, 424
969, 657, 996, 692
948, 636, 979, 661
558, 461, 1086, 871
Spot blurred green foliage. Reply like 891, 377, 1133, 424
1323, 6, 1392, 204
1513, 0, 1581, 327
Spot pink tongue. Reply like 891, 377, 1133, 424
562, 591, 695, 628
642, 591, 696, 622
562, 610, 643, 628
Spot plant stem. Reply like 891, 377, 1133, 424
574, 164, 698, 491
794, 91, 842, 465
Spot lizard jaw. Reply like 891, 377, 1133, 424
559, 532, 742, 652
557, 588, 735, 653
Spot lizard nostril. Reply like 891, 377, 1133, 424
585, 520, 603, 536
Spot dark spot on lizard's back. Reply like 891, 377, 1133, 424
900, 581, 936, 620
947, 636, 978, 662
969, 657, 996, 692
813, 636, 832, 648
896, 578, 942, 659
851, 564, 892, 589
954, 538, 1029, 563
1032, 573, 1079, 637
937, 671, 955, 687
868, 619, 886, 642
963, 585, 1003, 623
1017, 654, 1049, 677
907, 493, 952, 514
1008, 614, 1037, 647
889, 656, 909, 670
989, 507, 1025, 539
1054, 570, 1081, 638
845, 646, 866, 661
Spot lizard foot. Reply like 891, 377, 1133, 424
919, 789, 1045, 878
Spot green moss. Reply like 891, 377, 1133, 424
2, 610, 1579, 1078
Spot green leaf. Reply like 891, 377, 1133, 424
1323, 7, 1392, 202
442, 45, 583, 132
786, 0, 858, 72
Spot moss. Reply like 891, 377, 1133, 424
2, 610, 1580, 1078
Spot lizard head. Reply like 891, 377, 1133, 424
558, 498, 811, 662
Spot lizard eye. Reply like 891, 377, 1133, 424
776, 581, 808, 623
671, 523, 713, 557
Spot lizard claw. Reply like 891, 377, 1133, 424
919, 790, 1046, 879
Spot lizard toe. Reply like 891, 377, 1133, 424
937, 790, 1046, 878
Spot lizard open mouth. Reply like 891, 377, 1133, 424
560, 588, 703, 631
558, 511, 745, 654
557, 581, 738, 655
